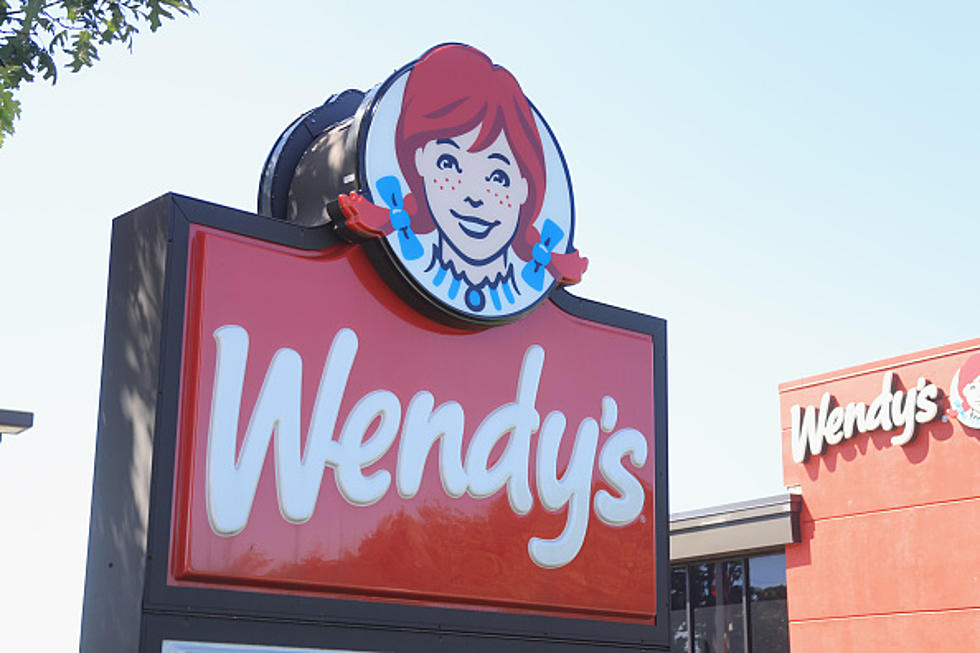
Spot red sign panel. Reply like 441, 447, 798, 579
170, 225, 658, 623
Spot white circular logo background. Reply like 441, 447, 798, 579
949, 368, 980, 429
360, 70, 575, 323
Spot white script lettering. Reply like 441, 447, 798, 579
790, 372, 940, 463
205, 325, 649, 568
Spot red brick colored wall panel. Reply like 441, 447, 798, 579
788, 608, 980, 653
786, 498, 980, 620
780, 339, 980, 651
780, 340, 980, 519
781, 418, 980, 519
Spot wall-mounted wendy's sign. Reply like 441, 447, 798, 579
260, 43, 587, 328
81, 44, 669, 653
788, 349, 980, 464
790, 372, 941, 463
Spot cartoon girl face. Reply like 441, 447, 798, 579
415, 124, 529, 265
962, 373, 980, 410
349, 43, 581, 324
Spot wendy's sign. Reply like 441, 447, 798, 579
82, 43, 668, 653
261, 43, 587, 327
785, 347, 980, 466
172, 224, 660, 615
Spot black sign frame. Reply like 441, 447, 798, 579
80, 194, 670, 652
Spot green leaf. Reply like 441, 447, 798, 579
0, 85, 21, 147
68, 28, 99, 71
37, 48, 55, 80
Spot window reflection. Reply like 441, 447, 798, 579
691, 560, 744, 653
748, 554, 788, 653
669, 553, 788, 653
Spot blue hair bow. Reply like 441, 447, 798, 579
520, 219, 565, 291
377, 175, 423, 261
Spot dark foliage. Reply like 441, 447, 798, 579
0, 0, 195, 146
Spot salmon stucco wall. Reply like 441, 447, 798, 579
779, 338, 980, 652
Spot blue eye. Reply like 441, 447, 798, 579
436, 153, 461, 173
486, 169, 510, 187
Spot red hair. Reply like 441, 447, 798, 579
958, 353, 980, 410
395, 44, 546, 262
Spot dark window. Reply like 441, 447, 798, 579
670, 553, 788, 653
671, 567, 689, 653
691, 560, 744, 653
748, 554, 789, 653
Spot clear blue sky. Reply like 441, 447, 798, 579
1, 2, 978, 649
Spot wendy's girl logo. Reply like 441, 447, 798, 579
947, 353, 980, 429
260, 44, 587, 327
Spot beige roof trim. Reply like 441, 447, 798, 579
669, 493, 801, 563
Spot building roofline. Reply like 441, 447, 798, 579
669, 493, 801, 564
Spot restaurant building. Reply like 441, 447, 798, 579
668, 337, 980, 652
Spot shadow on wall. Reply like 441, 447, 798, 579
803, 388, 958, 482
81, 196, 170, 648
784, 497, 813, 570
